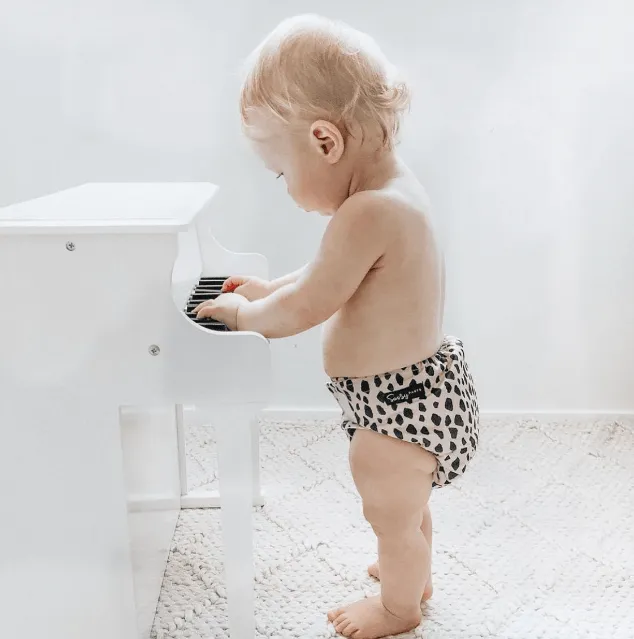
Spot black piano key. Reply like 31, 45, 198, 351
189, 291, 220, 300
199, 277, 227, 284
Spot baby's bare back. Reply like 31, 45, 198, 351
323, 174, 444, 378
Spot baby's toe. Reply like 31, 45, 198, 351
328, 608, 345, 623
334, 616, 352, 634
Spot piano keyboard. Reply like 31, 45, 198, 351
184, 277, 231, 332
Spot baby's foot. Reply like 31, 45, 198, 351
367, 561, 433, 601
328, 596, 421, 639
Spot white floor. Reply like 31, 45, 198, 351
152, 416, 634, 639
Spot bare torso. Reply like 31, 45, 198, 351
323, 167, 445, 378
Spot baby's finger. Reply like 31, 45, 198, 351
196, 305, 216, 320
193, 299, 212, 313
222, 276, 241, 292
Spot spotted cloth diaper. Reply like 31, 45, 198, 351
327, 336, 479, 487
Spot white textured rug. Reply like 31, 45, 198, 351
152, 416, 634, 639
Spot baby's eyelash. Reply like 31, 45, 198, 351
276, 173, 283, 179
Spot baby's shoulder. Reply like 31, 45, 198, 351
341, 183, 432, 238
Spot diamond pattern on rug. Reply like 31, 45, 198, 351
152, 416, 634, 639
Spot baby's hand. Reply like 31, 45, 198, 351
222, 275, 272, 301
194, 293, 247, 331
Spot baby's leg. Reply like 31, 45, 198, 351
328, 430, 435, 639
368, 503, 433, 601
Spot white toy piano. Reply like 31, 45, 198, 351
0, 183, 270, 639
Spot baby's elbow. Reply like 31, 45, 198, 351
293, 300, 336, 332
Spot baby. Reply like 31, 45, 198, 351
195, 15, 479, 639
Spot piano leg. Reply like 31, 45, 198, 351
251, 417, 262, 503
177, 405, 265, 509
216, 405, 256, 639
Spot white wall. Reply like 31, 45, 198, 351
2, 0, 633, 412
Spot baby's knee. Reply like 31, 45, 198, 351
362, 497, 421, 538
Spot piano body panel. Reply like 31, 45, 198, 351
0, 394, 139, 639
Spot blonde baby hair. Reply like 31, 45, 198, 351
240, 14, 411, 149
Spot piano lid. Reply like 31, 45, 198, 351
0, 182, 217, 235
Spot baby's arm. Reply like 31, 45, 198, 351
269, 264, 308, 292
237, 193, 388, 338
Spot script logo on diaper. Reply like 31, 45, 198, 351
379, 383, 426, 405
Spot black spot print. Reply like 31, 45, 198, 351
370, 423, 378, 432
455, 414, 464, 427
452, 458, 461, 471
449, 427, 458, 439
412, 364, 420, 376
363, 417, 370, 427
449, 441, 457, 452
445, 415, 452, 427
346, 380, 354, 392
377, 405, 386, 416
406, 425, 417, 435
419, 415, 426, 423
433, 402, 439, 409
424, 379, 432, 390
423, 438, 431, 448
445, 382, 453, 393
419, 402, 427, 412
387, 383, 394, 391
360, 380, 370, 394
445, 398, 454, 411
431, 388, 441, 398
404, 407, 413, 419
421, 426, 430, 435
378, 418, 383, 424
364, 405, 373, 418
459, 399, 466, 412
348, 428, 356, 438
411, 438, 419, 443
394, 429, 403, 440
363, 396, 369, 405
387, 418, 393, 425
460, 447, 468, 455
425, 365, 435, 376
374, 375, 382, 387
435, 443, 443, 454
381, 429, 388, 435
356, 403, 360, 411
385, 372, 391, 380
448, 471, 458, 480
431, 414, 441, 427
446, 371, 455, 380
468, 413, 473, 424
395, 414, 404, 426
395, 373, 404, 385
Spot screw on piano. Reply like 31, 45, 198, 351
66, 241, 76, 251
148, 344, 161, 356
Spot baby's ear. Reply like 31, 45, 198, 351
309, 120, 344, 164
